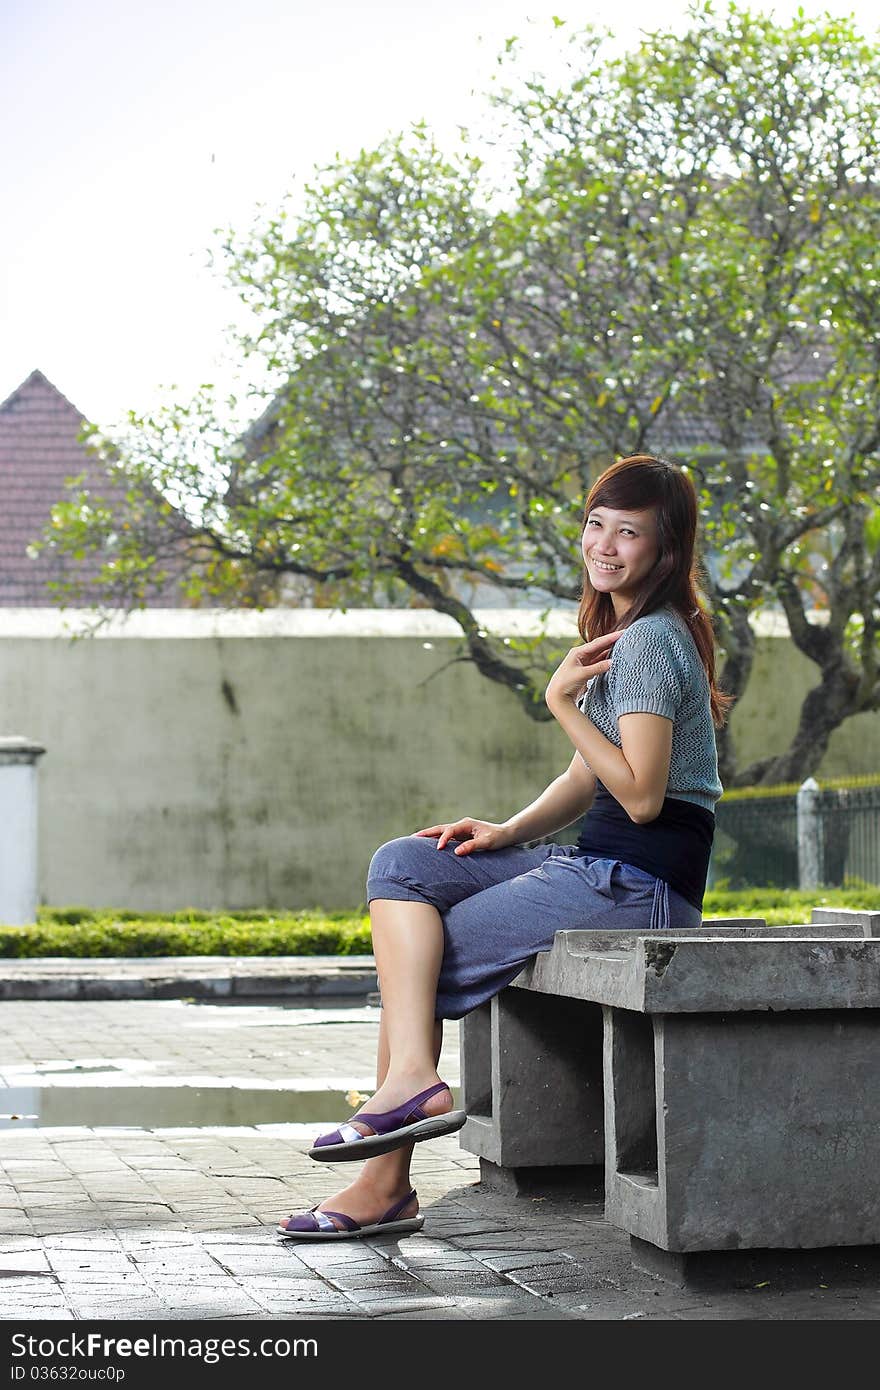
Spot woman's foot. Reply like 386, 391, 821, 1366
347, 1076, 454, 1135
277, 1179, 421, 1239
307, 1077, 465, 1161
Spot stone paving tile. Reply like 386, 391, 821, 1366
328, 1275, 435, 1295
0, 1219, 36, 1237
478, 1249, 581, 1271
394, 1244, 513, 1278
415, 1266, 514, 1287
251, 1300, 366, 1318
2, 998, 879, 1322
411, 1273, 514, 1306
131, 1251, 227, 1273
405, 1286, 576, 1320
0, 1305, 72, 1319
246, 1276, 346, 1294
366, 1307, 461, 1320
46, 1266, 140, 1285
70, 1303, 180, 1320
504, 1267, 591, 1296
0, 1283, 64, 1298
350, 1296, 458, 1317
0, 1251, 51, 1273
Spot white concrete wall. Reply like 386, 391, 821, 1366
1, 608, 878, 913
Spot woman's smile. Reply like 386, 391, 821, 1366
582, 505, 660, 616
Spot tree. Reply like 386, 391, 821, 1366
43, 2, 880, 789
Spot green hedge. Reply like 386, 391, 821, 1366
0, 909, 372, 959
0, 888, 876, 958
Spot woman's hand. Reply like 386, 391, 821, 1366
413, 818, 513, 856
545, 630, 623, 709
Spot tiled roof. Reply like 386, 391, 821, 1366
0, 370, 190, 607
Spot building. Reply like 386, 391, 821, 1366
0, 369, 191, 607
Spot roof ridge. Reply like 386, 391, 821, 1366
0, 369, 88, 421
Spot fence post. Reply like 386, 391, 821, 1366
797, 776, 822, 891
0, 737, 46, 925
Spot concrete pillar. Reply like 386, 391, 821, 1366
458, 989, 605, 1171
0, 737, 46, 925
797, 776, 822, 890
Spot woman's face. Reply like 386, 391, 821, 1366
582, 504, 660, 611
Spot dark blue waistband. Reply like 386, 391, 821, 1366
575, 786, 715, 911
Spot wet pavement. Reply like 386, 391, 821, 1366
1, 973, 879, 1322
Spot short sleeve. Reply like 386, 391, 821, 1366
607, 619, 685, 721
575, 678, 596, 715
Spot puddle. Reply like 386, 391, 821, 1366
34, 1064, 122, 1075
183, 996, 379, 1013
0, 1085, 401, 1129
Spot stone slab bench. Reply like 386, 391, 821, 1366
458, 909, 880, 1278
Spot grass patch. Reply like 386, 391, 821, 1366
703, 884, 880, 926
0, 886, 876, 957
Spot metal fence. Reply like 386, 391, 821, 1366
709, 779, 880, 890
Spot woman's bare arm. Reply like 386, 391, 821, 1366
500, 751, 597, 845
546, 698, 673, 824
414, 753, 597, 855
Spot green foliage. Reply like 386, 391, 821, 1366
2, 885, 878, 955
704, 882, 880, 925
0, 909, 372, 958
36, 2, 880, 764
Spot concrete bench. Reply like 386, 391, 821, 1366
458, 909, 880, 1281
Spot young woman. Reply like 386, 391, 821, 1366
278, 453, 729, 1240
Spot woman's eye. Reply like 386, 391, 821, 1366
586, 519, 636, 535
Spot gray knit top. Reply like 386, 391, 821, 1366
575, 604, 722, 811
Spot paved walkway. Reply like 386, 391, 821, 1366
1, 963, 878, 1322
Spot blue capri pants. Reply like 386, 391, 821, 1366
366, 836, 702, 1021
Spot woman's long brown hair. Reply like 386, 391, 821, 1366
577, 454, 733, 728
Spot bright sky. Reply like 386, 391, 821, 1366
2, 0, 876, 429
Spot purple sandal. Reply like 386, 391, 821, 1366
308, 1081, 466, 1161
277, 1189, 424, 1240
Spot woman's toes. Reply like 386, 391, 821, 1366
278, 1208, 347, 1233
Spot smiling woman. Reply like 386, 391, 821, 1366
583, 504, 659, 600
276, 452, 732, 1242
551, 453, 732, 902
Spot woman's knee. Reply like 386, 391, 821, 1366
365, 835, 445, 905
367, 836, 421, 885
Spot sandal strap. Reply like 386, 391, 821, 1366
379, 1189, 418, 1225
282, 1203, 357, 1234
355, 1081, 451, 1136
319, 1209, 360, 1232
285, 1193, 417, 1234
336, 1122, 368, 1144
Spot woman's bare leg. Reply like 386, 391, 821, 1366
360, 899, 449, 1106
279, 900, 449, 1231
376, 1005, 444, 1094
